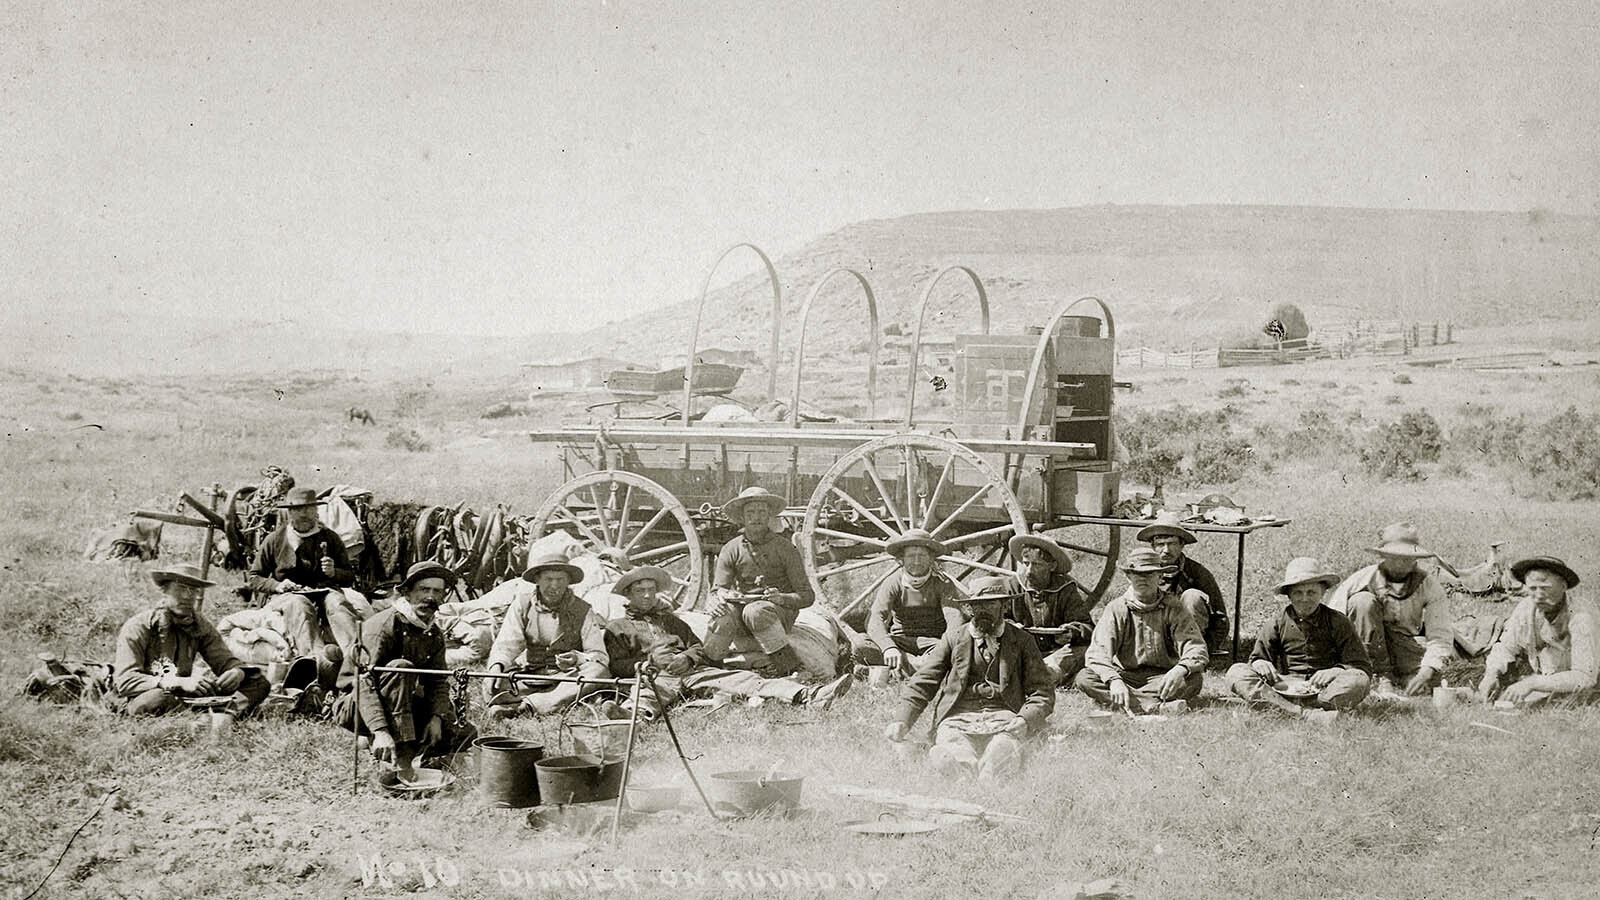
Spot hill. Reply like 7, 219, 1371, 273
568, 204, 1599, 365
6, 204, 1594, 377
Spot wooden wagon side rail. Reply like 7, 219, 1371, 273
527, 425, 1094, 459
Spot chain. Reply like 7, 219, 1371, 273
450, 667, 471, 727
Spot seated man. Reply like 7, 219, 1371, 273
703, 487, 815, 678
861, 529, 964, 675
1326, 522, 1454, 698
1136, 513, 1228, 656
111, 564, 269, 721
1224, 557, 1371, 722
486, 551, 610, 718
603, 566, 851, 717
334, 562, 477, 777
247, 487, 370, 669
1075, 548, 1208, 714
1478, 556, 1598, 707
884, 578, 1055, 780
1003, 532, 1095, 686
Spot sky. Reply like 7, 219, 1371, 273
3, 0, 1596, 336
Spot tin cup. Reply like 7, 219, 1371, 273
867, 666, 894, 688
209, 711, 235, 740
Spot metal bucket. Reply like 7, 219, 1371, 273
705, 770, 804, 816
476, 737, 545, 808
535, 754, 624, 805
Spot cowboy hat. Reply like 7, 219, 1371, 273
1007, 533, 1073, 573
886, 528, 948, 559
722, 486, 787, 519
613, 565, 675, 597
1135, 512, 1197, 546
1119, 547, 1178, 575
275, 487, 325, 509
1365, 521, 1435, 559
150, 563, 215, 589
1509, 556, 1580, 589
521, 550, 584, 584
398, 561, 457, 593
1275, 557, 1339, 594
956, 576, 1020, 604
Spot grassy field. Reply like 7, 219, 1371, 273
4, 333, 1599, 900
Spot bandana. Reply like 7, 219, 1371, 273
391, 598, 429, 629
903, 570, 932, 590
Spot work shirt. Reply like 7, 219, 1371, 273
113, 608, 244, 697
336, 607, 452, 728
1326, 563, 1455, 672
488, 586, 608, 671
1484, 592, 1600, 694
1163, 555, 1224, 612
1084, 589, 1209, 681
867, 571, 965, 650
246, 524, 356, 595
713, 531, 814, 609
604, 611, 708, 677
949, 622, 1012, 715
1003, 573, 1094, 649
1250, 603, 1372, 676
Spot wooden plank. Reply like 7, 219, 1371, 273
181, 492, 226, 528
527, 426, 1095, 458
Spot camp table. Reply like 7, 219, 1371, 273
1050, 514, 1293, 661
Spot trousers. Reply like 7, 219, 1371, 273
630, 666, 809, 718
1341, 592, 1426, 679
1223, 663, 1371, 714
1074, 665, 1203, 713
701, 600, 799, 661
333, 659, 477, 755
929, 714, 1024, 780
115, 669, 271, 719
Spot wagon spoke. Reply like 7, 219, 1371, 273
861, 453, 908, 533
928, 482, 995, 539
633, 540, 691, 563
939, 523, 1019, 549
904, 445, 919, 528
1057, 540, 1113, 557
614, 484, 635, 549
941, 557, 1017, 579
814, 527, 888, 550
841, 566, 899, 618
919, 454, 957, 531
815, 553, 897, 580
622, 507, 674, 555
551, 507, 606, 547
588, 484, 616, 547
827, 487, 899, 540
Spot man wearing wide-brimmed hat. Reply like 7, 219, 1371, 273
885, 576, 1055, 780
1478, 556, 1599, 707
602, 566, 852, 718
1325, 522, 1454, 698
111, 564, 269, 720
1075, 548, 1209, 714
334, 562, 478, 777
1224, 557, 1371, 722
485, 550, 610, 717
862, 529, 965, 675
1001, 532, 1095, 686
246, 486, 370, 667
703, 486, 815, 678
1137, 512, 1228, 657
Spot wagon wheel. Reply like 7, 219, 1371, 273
1038, 521, 1122, 602
531, 470, 705, 609
800, 434, 1028, 618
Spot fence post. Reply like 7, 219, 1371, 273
1445, 322, 1453, 344
1431, 322, 1438, 345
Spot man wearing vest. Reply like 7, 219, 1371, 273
884, 577, 1055, 780
485, 551, 610, 718
1002, 532, 1095, 686
1075, 548, 1209, 714
703, 487, 815, 678
862, 529, 965, 675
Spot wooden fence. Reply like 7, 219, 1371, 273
1118, 320, 1453, 369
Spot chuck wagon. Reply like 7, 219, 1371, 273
526, 244, 1126, 620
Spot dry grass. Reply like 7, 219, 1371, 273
4, 357, 1600, 900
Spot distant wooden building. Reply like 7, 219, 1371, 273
521, 356, 642, 392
